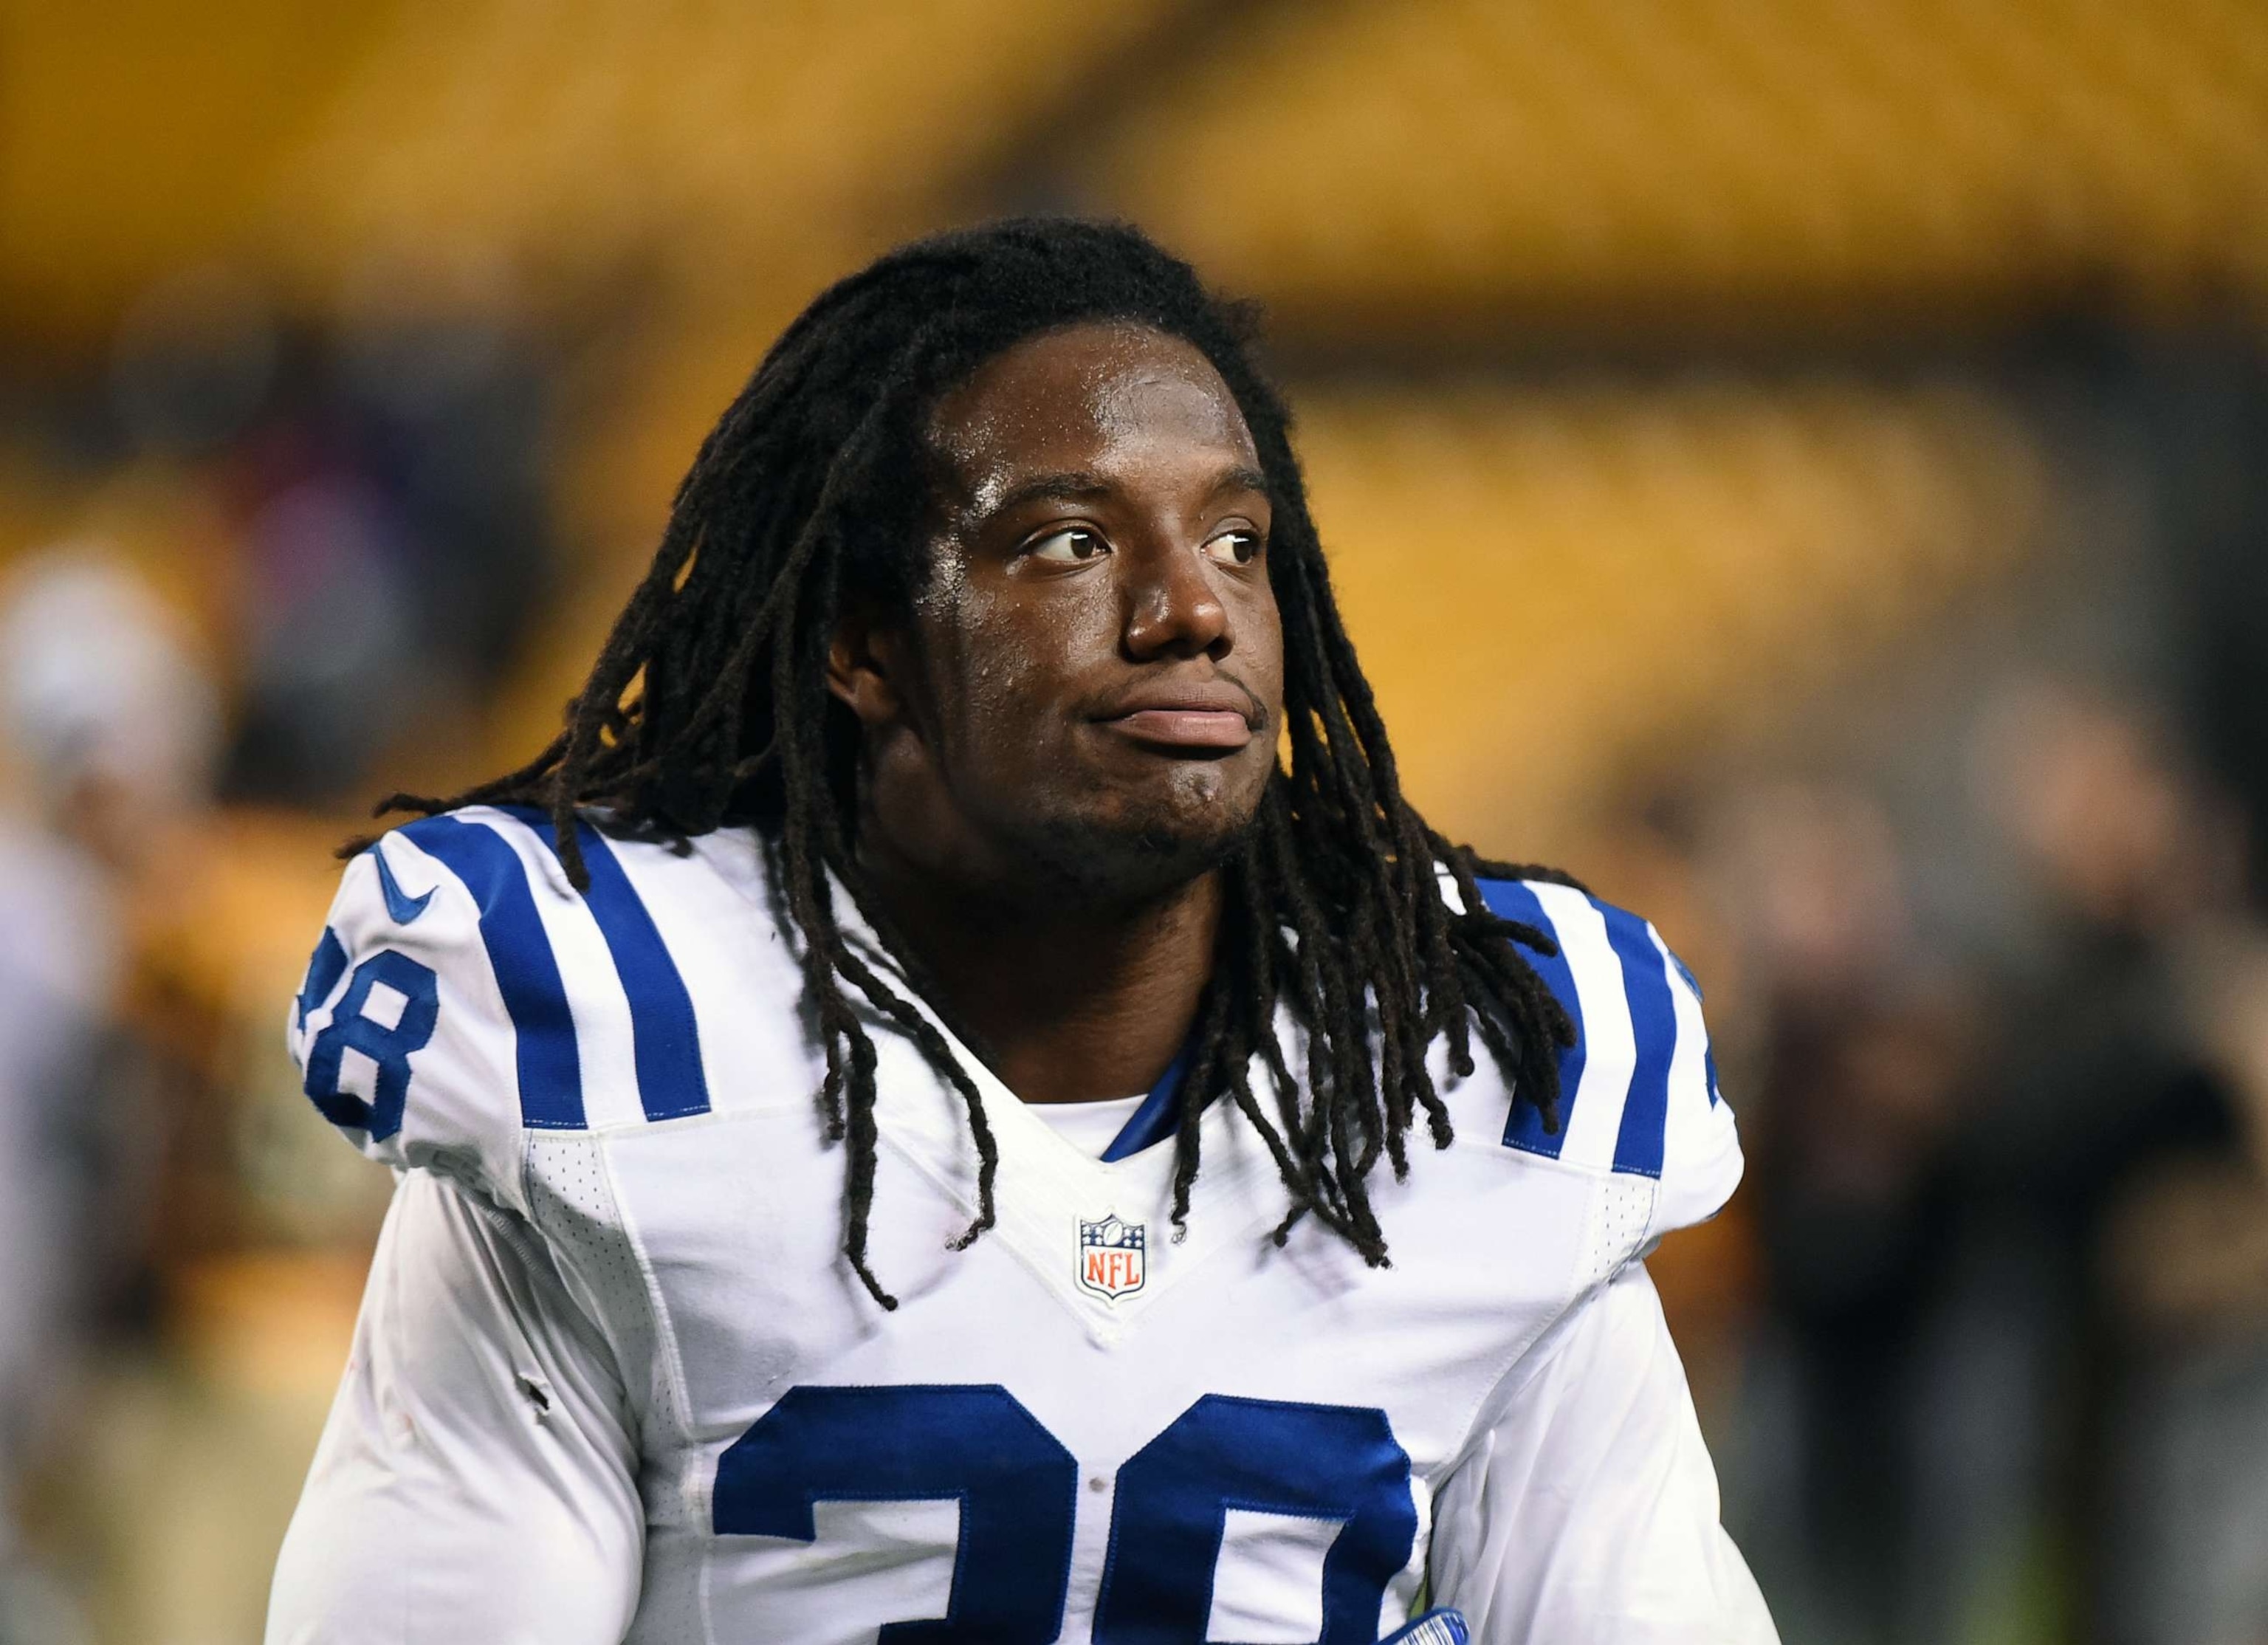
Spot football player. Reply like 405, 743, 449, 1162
269, 219, 1776, 1643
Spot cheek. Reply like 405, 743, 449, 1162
1240, 586, 1288, 715
924, 584, 1093, 758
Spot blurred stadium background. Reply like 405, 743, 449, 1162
3, 2, 2268, 1641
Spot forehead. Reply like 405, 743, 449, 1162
927, 322, 1259, 505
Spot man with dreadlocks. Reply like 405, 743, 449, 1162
269, 219, 1773, 1644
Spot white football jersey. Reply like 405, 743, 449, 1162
267, 805, 1775, 1644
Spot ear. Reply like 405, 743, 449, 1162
826, 605, 908, 728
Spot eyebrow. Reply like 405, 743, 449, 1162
988, 472, 1115, 515
1210, 466, 1271, 501
984, 464, 1273, 518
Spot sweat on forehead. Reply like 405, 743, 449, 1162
922, 322, 1260, 515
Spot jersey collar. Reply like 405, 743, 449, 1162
1099, 1045, 1195, 1161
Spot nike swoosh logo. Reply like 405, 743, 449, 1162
372, 844, 433, 924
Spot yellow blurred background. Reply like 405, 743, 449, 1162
4, 3, 2268, 1641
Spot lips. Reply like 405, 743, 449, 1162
1093, 680, 1261, 752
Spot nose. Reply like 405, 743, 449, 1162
1121, 535, 1231, 662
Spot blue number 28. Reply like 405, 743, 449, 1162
303, 949, 439, 1141
713, 1385, 1416, 1644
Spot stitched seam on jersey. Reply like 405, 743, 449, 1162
1430, 1296, 1584, 1490
1503, 1131, 1595, 1169
1437, 1164, 1668, 1484
452, 1176, 654, 1571
1587, 1179, 1659, 1294
515, 1127, 535, 1240
1491, 1139, 1626, 1179
1427, 1167, 1633, 1489
525, 1136, 661, 1456
469, 1187, 581, 1353
591, 1135, 705, 1511
566, 1102, 802, 1139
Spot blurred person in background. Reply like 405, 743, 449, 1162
1718, 679, 2268, 1645
1703, 782, 1973, 1645
0, 549, 218, 1642
103, 261, 556, 812
1964, 681, 2268, 1645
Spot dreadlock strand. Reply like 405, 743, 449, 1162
1231, 822, 1334, 1218
836, 1019, 896, 1310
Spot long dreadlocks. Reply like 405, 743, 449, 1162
368, 219, 1575, 1308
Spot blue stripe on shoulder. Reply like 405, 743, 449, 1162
503, 806, 711, 1123
1476, 879, 1587, 1157
1591, 902, 1674, 1179
398, 815, 586, 1130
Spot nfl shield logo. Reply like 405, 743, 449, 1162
1076, 1214, 1147, 1302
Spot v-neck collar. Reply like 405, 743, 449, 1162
865, 1003, 1287, 1339
816, 873, 1291, 1333
1099, 1044, 1195, 1161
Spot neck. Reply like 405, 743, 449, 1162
856, 844, 1219, 1106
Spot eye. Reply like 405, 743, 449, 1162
1027, 526, 1110, 563
1203, 529, 1262, 567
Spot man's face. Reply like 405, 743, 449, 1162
831, 320, 1285, 906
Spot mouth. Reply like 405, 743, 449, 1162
1092, 681, 1262, 752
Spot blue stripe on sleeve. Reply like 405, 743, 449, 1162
504, 806, 711, 1123
1594, 902, 1675, 1179
1476, 879, 1587, 1157
399, 815, 586, 1130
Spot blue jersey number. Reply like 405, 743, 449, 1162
302, 949, 439, 1141
1096, 1395, 1418, 1644
714, 1387, 1415, 1644
714, 1385, 1076, 1644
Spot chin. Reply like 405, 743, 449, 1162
1020, 777, 1263, 904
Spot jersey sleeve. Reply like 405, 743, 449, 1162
267, 1168, 644, 1645
286, 819, 570, 1209
1646, 937, 1743, 1244
1425, 1263, 1778, 1644
1474, 878, 1745, 1254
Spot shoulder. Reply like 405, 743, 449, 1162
1465, 873, 1744, 1243
287, 806, 782, 1202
